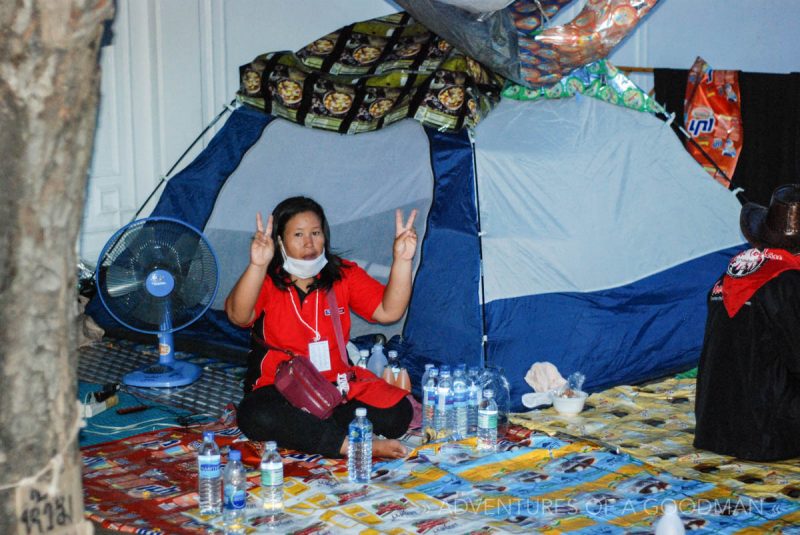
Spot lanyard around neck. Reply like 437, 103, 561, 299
289, 286, 320, 341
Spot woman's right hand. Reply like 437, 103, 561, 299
250, 213, 275, 267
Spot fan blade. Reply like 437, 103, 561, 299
96, 218, 218, 335
104, 264, 145, 298
136, 225, 177, 269
107, 224, 155, 266
171, 231, 204, 273
129, 293, 168, 331
180, 254, 216, 304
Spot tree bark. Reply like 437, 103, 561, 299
0, 1, 114, 534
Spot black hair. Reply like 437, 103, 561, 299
267, 196, 343, 290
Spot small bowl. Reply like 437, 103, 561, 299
552, 391, 588, 416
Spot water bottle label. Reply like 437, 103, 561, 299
261, 464, 283, 486
349, 424, 372, 443
455, 391, 467, 405
423, 388, 433, 405
478, 410, 497, 429
198, 454, 221, 479
224, 486, 247, 510
437, 388, 447, 409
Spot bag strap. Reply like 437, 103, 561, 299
326, 290, 350, 366
251, 328, 300, 358
250, 289, 349, 367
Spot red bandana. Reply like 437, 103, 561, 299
721, 248, 800, 317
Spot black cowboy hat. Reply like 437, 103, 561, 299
740, 184, 800, 253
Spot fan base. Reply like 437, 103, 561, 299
122, 360, 202, 388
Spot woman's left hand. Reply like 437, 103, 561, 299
393, 209, 419, 262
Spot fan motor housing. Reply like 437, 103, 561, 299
146, 269, 175, 297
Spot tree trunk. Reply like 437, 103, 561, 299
0, 1, 114, 534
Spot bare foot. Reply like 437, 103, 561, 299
372, 438, 407, 459
338, 437, 407, 459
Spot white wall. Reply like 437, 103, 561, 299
80, 0, 402, 263
80, 0, 800, 263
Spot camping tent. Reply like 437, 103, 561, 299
88, 94, 745, 411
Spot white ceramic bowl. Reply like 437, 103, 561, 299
552, 391, 588, 416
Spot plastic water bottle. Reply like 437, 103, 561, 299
367, 341, 388, 377
387, 350, 400, 375
420, 363, 435, 391
453, 366, 468, 439
260, 441, 283, 516
434, 365, 453, 441
421, 366, 438, 443
347, 407, 373, 483
356, 349, 369, 368
477, 388, 498, 452
197, 431, 222, 515
223, 449, 247, 529
655, 500, 686, 535
467, 367, 481, 436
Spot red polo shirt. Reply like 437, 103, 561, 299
249, 259, 407, 408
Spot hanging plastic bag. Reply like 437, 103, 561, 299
684, 56, 743, 187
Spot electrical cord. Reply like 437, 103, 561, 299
116, 388, 216, 427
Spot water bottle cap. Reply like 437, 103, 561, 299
355, 407, 367, 417
228, 449, 242, 461
483, 388, 494, 398
359, 349, 370, 356
265, 441, 277, 450
663, 501, 678, 514
388, 350, 398, 357
425, 363, 434, 370
203, 431, 215, 441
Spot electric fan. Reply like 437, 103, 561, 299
95, 217, 219, 387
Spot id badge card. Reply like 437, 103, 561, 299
308, 339, 331, 372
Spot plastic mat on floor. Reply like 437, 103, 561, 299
78, 339, 246, 418
82, 415, 800, 534
510, 377, 800, 503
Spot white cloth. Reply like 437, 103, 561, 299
525, 362, 566, 393
521, 362, 568, 409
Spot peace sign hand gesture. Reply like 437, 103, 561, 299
250, 212, 275, 267
393, 209, 419, 262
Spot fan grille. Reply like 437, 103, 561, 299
97, 218, 219, 334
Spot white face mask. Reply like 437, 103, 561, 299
279, 239, 328, 280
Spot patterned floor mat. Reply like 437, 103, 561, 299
79, 339, 800, 533
82, 417, 800, 534
510, 377, 800, 503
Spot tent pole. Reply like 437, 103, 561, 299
470, 131, 489, 368
131, 99, 238, 222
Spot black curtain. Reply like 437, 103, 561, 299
654, 68, 800, 206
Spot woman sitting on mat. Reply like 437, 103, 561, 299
226, 196, 417, 458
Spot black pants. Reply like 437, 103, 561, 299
237, 385, 413, 458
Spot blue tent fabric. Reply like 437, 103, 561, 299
469, 99, 744, 410
488, 245, 745, 408
87, 107, 273, 352
402, 127, 483, 395
151, 106, 274, 229
86, 98, 747, 411
149, 107, 274, 351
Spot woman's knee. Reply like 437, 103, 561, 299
378, 397, 413, 438
236, 391, 279, 440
